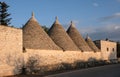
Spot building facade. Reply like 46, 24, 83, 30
94, 40, 117, 60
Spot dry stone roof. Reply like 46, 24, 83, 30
23, 13, 61, 50
67, 21, 92, 51
48, 17, 80, 51
85, 34, 100, 52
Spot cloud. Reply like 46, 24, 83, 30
93, 2, 99, 7
80, 24, 120, 41
114, 26, 120, 30
99, 12, 120, 21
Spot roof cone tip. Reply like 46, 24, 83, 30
70, 21, 75, 27
86, 34, 90, 39
55, 16, 58, 20
30, 12, 37, 21
55, 16, 59, 24
32, 12, 34, 17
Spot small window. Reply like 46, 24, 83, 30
23, 47, 26, 53
112, 48, 115, 52
107, 48, 109, 51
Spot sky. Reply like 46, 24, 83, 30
1, 0, 120, 41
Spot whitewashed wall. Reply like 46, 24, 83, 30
0, 26, 23, 76
24, 49, 102, 66
100, 40, 117, 60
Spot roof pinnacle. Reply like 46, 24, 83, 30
30, 11, 37, 21
32, 12, 34, 17
70, 21, 75, 27
71, 21, 73, 24
86, 34, 90, 39
55, 16, 60, 24
55, 16, 58, 20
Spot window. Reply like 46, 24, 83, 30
107, 48, 109, 51
112, 48, 115, 52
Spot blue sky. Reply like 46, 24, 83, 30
1, 0, 120, 41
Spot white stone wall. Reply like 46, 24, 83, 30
0, 64, 15, 76
100, 40, 117, 60
0, 26, 23, 76
24, 49, 102, 66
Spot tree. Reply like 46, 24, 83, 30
42, 26, 49, 33
0, 2, 11, 26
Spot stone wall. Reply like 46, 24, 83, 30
24, 49, 102, 66
0, 25, 23, 76
100, 40, 117, 60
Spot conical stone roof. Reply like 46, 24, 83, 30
85, 34, 100, 52
48, 17, 80, 51
23, 13, 61, 50
67, 21, 92, 51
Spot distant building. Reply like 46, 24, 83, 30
94, 40, 117, 60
